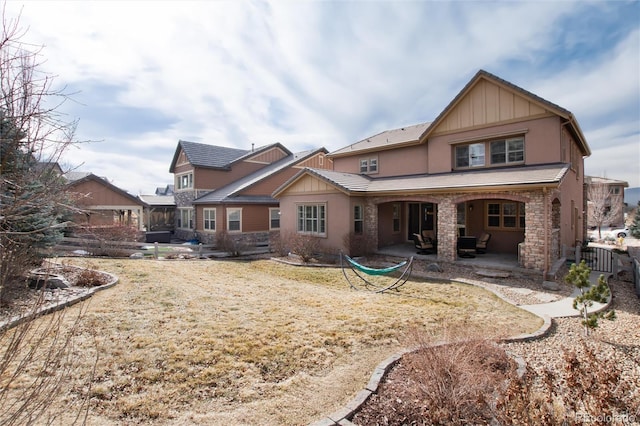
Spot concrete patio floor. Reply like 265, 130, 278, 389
375, 243, 525, 274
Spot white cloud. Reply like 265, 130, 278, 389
4, 0, 639, 191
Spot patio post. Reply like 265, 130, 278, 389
436, 199, 457, 262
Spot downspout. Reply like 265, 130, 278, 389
543, 186, 549, 279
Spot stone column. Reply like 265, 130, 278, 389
437, 199, 457, 262
365, 198, 378, 250
523, 192, 546, 271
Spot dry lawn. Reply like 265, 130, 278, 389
6, 258, 542, 425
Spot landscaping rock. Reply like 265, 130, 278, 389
542, 280, 560, 291
130, 252, 144, 259
426, 263, 443, 272
28, 273, 70, 289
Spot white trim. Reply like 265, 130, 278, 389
226, 207, 242, 233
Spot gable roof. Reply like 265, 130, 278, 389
329, 121, 431, 157
328, 69, 591, 159
168, 140, 292, 172
273, 163, 570, 198
418, 70, 591, 156
65, 173, 148, 207
193, 148, 328, 205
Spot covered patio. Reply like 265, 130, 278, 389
376, 242, 524, 273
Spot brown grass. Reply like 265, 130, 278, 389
4, 258, 542, 425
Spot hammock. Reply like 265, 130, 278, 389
341, 253, 414, 293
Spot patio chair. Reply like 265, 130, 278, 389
413, 233, 435, 254
476, 233, 491, 254
421, 230, 437, 248
457, 236, 477, 258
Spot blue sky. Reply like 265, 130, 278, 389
7, 0, 640, 194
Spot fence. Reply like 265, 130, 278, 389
51, 237, 229, 259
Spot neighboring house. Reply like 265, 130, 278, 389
65, 172, 147, 230
274, 70, 591, 276
168, 140, 331, 244
585, 176, 628, 228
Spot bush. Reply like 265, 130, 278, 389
216, 230, 247, 257
76, 269, 108, 287
287, 233, 320, 263
269, 231, 290, 257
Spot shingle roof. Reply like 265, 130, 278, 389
169, 141, 293, 173
330, 122, 431, 157
176, 140, 250, 169
276, 163, 570, 197
193, 148, 326, 204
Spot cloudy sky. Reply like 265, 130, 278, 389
6, 0, 639, 194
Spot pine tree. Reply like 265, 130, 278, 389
565, 260, 616, 336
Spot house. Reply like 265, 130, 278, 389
65, 172, 147, 230
585, 176, 629, 228
168, 140, 332, 244
273, 70, 591, 276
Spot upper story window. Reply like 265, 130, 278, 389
359, 156, 378, 174
490, 138, 524, 164
455, 143, 485, 168
176, 172, 193, 190
454, 136, 525, 169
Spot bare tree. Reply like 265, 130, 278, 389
587, 181, 623, 240
0, 6, 95, 424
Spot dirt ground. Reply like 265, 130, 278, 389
2, 257, 541, 425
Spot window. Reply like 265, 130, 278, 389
359, 157, 379, 174
227, 208, 242, 232
392, 203, 401, 232
455, 136, 525, 169
297, 204, 326, 236
203, 208, 216, 231
354, 204, 363, 234
178, 208, 193, 229
487, 202, 525, 229
360, 159, 368, 173
269, 208, 280, 230
490, 138, 524, 164
455, 143, 485, 168
611, 187, 621, 195
176, 172, 193, 190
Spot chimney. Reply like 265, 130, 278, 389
251, 143, 254, 152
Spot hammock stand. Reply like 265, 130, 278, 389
341, 253, 414, 293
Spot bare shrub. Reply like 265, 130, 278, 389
76, 268, 108, 287
269, 231, 290, 257
342, 231, 375, 257
0, 278, 97, 425
75, 225, 141, 257
217, 230, 247, 257
496, 341, 639, 423
287, 233, 320, 263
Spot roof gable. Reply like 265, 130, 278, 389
66, 173, 147, 207
420, 70, 590, 155
194, 148, 328, 204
